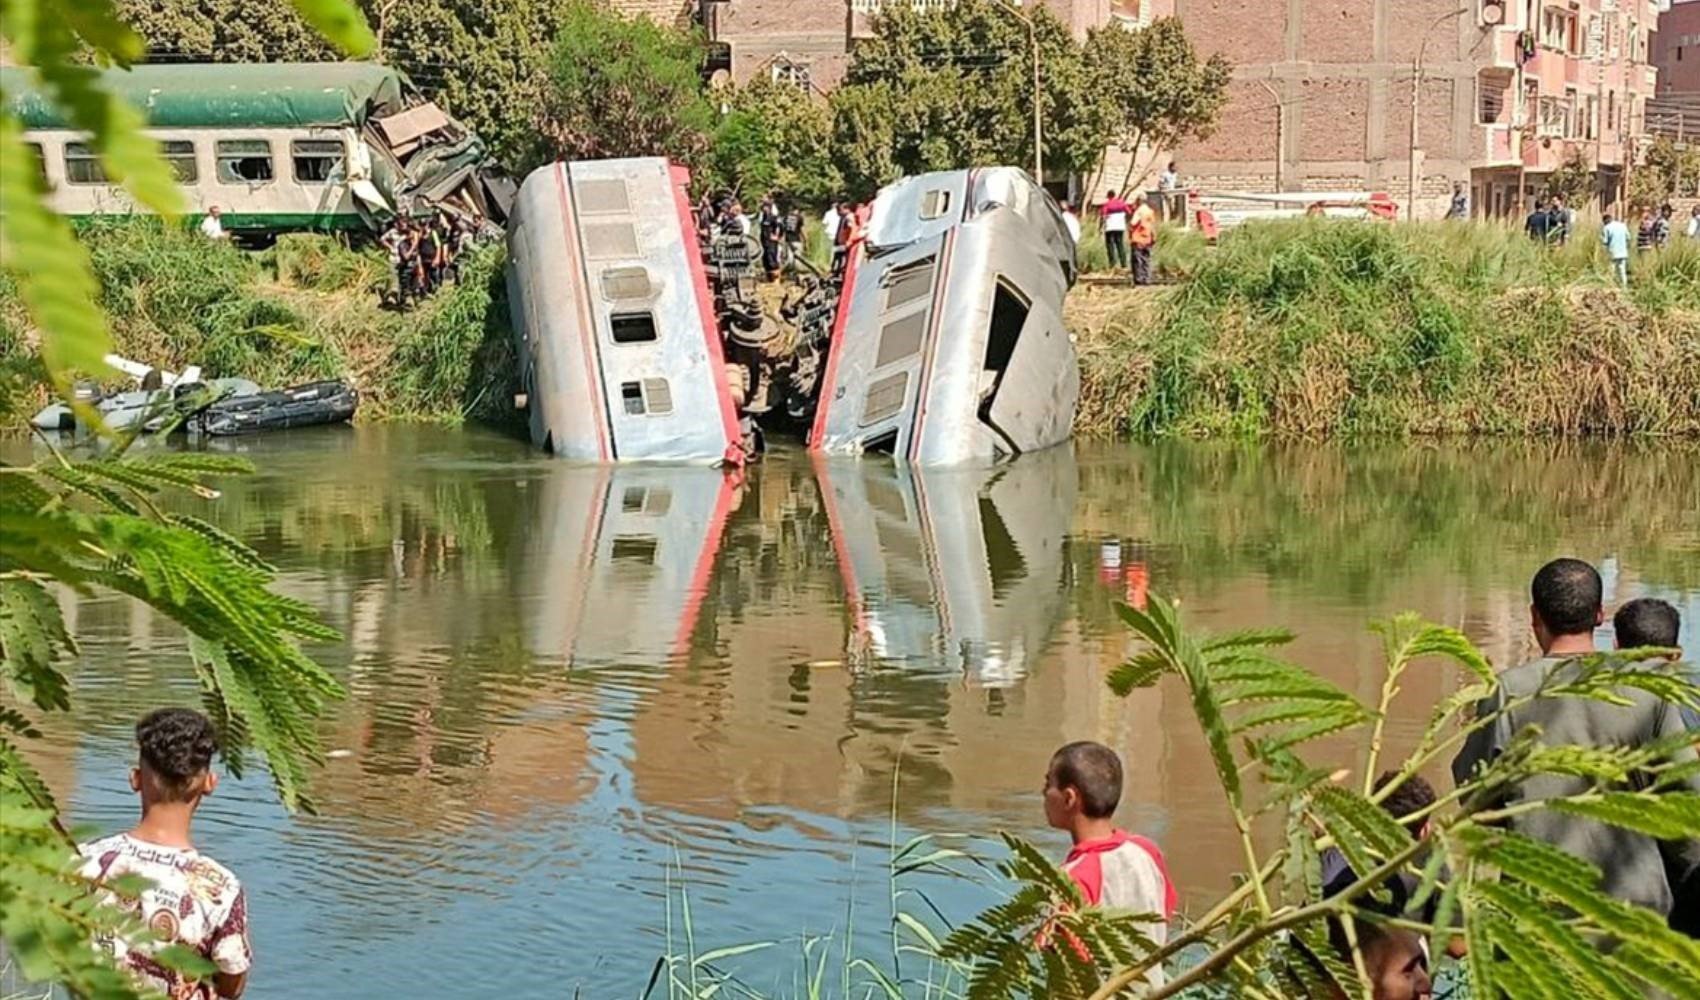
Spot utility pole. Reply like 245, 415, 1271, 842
1409, 7, 1472, 221
1257, 80, 1285, 192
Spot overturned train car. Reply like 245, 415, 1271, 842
505, 160, 1077, 465
812, 168, 1079, 464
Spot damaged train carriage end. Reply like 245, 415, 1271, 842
2, 62, 509, 233
810, 168, 1080, 466
505, 158, 745, 464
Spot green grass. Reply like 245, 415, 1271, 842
0, 218, 519, 428
1075, 219, 1700, 439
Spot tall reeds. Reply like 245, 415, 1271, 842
1076, 219, 1700, 438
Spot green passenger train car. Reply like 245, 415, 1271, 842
2, 62, 501, 234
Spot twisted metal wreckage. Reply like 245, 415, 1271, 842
505, 157, 1080, 466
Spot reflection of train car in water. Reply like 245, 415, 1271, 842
523, 463, 739, 665
813, 448, 1077, 685
505, 160, 1077, 466
2, 63, 505, 234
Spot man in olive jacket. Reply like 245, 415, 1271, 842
1452, 558, 1700, 918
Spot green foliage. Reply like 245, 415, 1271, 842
938, 597, 1700, 999
706, 78, 842, 203
1628, 135, 1700, 209
830, 0, 1112, 195
537, 0, 715, 167
113, 0, 571, 171
0, 220, 516, 425
1544, 147, 1596, 208
1, 1, 369, 995
1075, 219, 1700, 438
1084, 17, 1230, 191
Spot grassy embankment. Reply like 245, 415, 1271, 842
0, 219, 520, 427
3, 217, 1696, 438
1073, 219, 1700, 438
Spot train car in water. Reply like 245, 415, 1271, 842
809, 168, 1079, 465
505, 158, 745, 464
504, 160, 1078, 466
2, 62, 504, 233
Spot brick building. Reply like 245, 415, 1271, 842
1655, 0, 1700, 96
1169, 1, 1662, 219
640, 1, 1662, 218
695, 0, 1149, 94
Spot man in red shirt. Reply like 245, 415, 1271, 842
1098, 190, 1130, 272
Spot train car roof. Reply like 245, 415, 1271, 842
1, 63, 411, 130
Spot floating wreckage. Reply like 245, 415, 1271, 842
30, 355, 358, 437
505, 159, 1077, 465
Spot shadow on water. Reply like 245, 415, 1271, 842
13, 428, 1698, 996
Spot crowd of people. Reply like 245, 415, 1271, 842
377, 212, 484, 308
75, 557, 1693, 999
1521, 193, 1698, 285
690, 190, 856, 280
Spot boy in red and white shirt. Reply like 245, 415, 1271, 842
1043, 740, 1177, 986
80, 708, 251, 999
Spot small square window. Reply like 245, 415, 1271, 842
610, 312, 658, 344
291, 139, 343, 183
216, 139, 274, 184
64, 142, 108, 185
920, 189, 952, 220
161, 140, 198, 183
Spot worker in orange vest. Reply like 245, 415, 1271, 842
1129, 192, 1157, 286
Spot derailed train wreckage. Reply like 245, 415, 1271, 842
505, 157, 1078, 465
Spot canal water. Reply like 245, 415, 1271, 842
22, 427, 1699, 996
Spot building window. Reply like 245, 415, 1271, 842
770, 58, 812, 94
63, 142, 108, 184
1477, 74, 1508, 125
216, 139, 274, 184
1539, 6, 1575, 52
291, 139, 343, 183
161, 140, 198, 183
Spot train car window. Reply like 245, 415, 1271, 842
919, 189, 952, 220
216, 139, 274, 184
291, 139, 343, 183
24, 142, 47, 182
63, 143, 109, 185
610, 312, 658, 344
161, 141, 198, 183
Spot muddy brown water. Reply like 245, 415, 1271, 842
18, 427, 1698, 996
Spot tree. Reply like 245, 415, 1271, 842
1629, 135, 1700, 209
705, 77, 842, 203
111, 0, 580, 173
1545, 146, 1596, 208
1, 0, 370, 995
1084, 16, 1231, 192
829, 0, 1114, 196
535, 0, 715, 167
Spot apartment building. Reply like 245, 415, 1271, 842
694, 0, 1149, 94
1655, 0, 1700, 96
1169, 1, 1661, 218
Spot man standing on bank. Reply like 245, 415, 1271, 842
1129, 192, 1157, 286
1452, 558, 1700, 919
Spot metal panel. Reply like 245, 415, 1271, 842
583, 221, 640, 260
576, 178, 631, 215
862, 371, 908, 425
642, 377, 674, 415
883, 256, 935, 310
875, 312, 927, 368
600, 265, 653, 301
